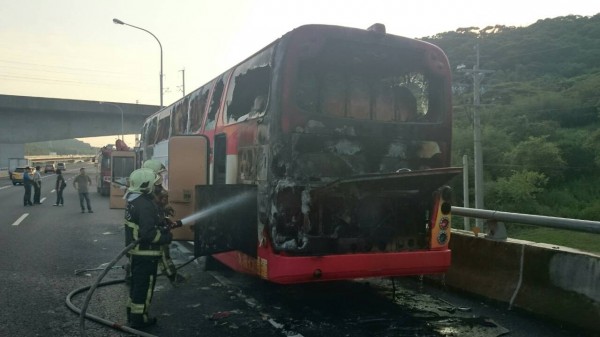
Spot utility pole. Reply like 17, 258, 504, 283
179, 69, 186, 97
460, 44, 493, 230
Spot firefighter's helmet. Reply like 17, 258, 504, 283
128, 168, 159, 194
142, 160, 166, 174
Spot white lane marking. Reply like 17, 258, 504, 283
0, 186, 11, 191
12, 213, 29, 226
40, 197, 46, 203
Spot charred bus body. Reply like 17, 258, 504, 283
141, 24, 460, 284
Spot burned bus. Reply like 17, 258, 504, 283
140, 23, 461, 284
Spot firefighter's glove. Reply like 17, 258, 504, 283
167, 220, 183, 230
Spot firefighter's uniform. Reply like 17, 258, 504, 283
124, 168, 172, 329
142, 159, 185, 285
155, 192, 182, 283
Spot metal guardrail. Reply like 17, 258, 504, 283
452, 206, 600, 234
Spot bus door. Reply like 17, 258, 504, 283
168, 135, 210, 241
109, 150, 136, 209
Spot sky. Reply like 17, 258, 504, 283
1, 0, 598, 147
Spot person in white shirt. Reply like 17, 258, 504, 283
33, 166, 42, 204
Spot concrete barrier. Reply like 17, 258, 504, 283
433, 230, 599, 332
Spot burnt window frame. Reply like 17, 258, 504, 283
223, 47, 274, 125
171, 97, 190, 136
155, 108, 172, 143
189, 84, 212, 133
204, 72, 231, 132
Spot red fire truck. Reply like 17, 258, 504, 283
95, 139, 132, 196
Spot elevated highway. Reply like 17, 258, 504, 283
0, 94, 159, 169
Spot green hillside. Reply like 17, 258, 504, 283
423, 14, 600, 252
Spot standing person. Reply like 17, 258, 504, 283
53, 169, 66, 206
73, 168, 93, 213
142, 159, 185, 285
23, 167, 34, 206
124, 168, 174, 329
32, 166, 42, 204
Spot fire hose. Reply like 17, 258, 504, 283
65, 236, 198, 337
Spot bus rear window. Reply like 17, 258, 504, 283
294, 40, 445, 123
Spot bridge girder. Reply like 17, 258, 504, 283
0, 94, 159, 143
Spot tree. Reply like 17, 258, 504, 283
585, 129, 600, 168
504, 136, 567, 182
486, 170, 548, 213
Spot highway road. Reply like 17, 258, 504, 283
0, 165, 594, 336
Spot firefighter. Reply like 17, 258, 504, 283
124, 168, 172, 329
142, 159, 185, 285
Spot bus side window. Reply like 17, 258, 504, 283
171, 98, 189, 136
156, 113, 171, 142
225, 64, 271, 124
320, 72, 345, 117
145, 117, 158, 145
205, 75, 227, 131
189, 85, 210, 133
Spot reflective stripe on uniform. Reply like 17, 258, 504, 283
125, 220, 162, 256
129, 274, 156, 315
129, 301, 145, 314
145, 274, 155, 308
151, 231, 162, 244
130, 250, 162, 256
125, 220, 140, 240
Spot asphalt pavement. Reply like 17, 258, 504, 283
68, 243, 280, 337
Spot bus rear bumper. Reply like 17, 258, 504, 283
211, 248, 451, 284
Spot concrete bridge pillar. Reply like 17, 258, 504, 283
0, 143, 25, 170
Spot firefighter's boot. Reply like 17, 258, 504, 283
129, 313, 157, 329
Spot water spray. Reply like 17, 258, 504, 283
177, 191, 255, 226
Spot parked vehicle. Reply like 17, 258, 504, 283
44, 163, 56, 173
9, 158, 29, 179
57, 162, 66, 170
11, 167, 27, 185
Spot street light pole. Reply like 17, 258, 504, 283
112, 18, 163, 107
99, 102, 124, 140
